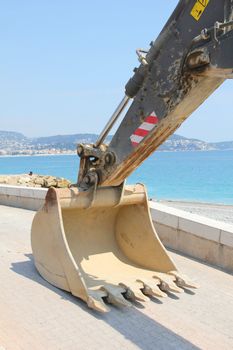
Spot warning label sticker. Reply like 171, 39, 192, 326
191, 0, 210, 21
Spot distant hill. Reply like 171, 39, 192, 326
34, 133, 100, 144
0, 130, 232, 155
209, 141, 233, 150
0, 131, 31, 153
159, 134, 214, 151
0, 131, 27, 143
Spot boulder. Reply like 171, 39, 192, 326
34, 177, 45, 186
44, 177, 57, 188
56, 178, 71, 188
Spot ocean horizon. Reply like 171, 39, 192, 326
1, 150, 233, 205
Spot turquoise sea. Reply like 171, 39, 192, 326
1, 151, 233, 204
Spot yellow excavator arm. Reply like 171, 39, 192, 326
31, 0, 233, 312
77, 0, 233, 188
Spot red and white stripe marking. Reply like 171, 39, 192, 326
130, 111, 159, 147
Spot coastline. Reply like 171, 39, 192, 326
1, 149, 233, 158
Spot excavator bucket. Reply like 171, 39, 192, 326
31, 183, 196, 312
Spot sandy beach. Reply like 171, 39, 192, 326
158, 200, 233, 225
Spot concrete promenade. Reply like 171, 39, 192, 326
0, 205, 233, 350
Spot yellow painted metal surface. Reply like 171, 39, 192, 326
191, 0, 210, 21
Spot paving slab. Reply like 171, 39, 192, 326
0, 205, 233, 350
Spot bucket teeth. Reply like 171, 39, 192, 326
137, 279, 167, 298
87, 290, 110, 313
128, 288, 149, 302
153, 273, 184, 293
168, 271, 199, 289
119, 282, 150, 302
101, 285, 132, 308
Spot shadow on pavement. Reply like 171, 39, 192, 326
11, 254, 200, 350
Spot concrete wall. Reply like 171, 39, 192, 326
0, 184, 47, 211
0, 184, 232, 272
150, 201, 233, 273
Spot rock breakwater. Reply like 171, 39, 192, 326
0, 174, 71, 188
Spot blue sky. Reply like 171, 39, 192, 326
0, 0, 232, 142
